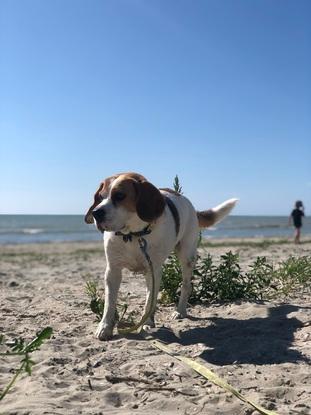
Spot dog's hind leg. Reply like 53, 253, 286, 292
173, 235, 198, 319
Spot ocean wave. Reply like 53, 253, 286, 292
0, 228, 45, 235
0, 228, 96, 235
22, 228, 44, 234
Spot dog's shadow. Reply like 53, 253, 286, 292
152, 304, 310, 366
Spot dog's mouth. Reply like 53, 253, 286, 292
94, 220, 106, 233
97, 225, 105, 233
95, 222, 125, 234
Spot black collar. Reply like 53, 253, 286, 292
115, 225, 152, 242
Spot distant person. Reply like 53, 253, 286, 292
289, 201, 304, 244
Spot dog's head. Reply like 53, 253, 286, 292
84, 173, 165, 232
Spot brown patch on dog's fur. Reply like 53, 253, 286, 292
111, 174, 165, 222
135, 181, 165, 222
84, 172, 146, 224
110, 178, 138, 212
197, 209, 217, 228
115, 172, 146, 183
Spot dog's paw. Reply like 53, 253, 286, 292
171, 310, 187, 320
95, 324, 113, 341
142, 316, 155, 332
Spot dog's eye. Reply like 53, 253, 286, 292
113, 192, 126, 202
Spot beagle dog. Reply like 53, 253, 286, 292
85, 172, 237, 340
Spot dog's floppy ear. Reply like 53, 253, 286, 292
84, 176, 116, 224
84, 182, 105, 224
135, 181, 165, 223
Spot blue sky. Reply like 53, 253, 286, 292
1, 0, 310, 215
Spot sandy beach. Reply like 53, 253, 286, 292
0, 238, 310, 415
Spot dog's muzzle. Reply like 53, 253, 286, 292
92, 207, 106, 223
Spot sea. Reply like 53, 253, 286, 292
0, 215, 310, 244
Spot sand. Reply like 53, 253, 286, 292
0, 238, 310, 415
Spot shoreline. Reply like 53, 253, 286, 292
1, 233, 311, 245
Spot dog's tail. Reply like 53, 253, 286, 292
197, 198, 238, 228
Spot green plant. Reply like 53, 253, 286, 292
272, 255, 311, 296
85, 280, 105, 321
85, 281, 139, 326
160, 252, 311, 305
191, 252, 249, 303
85, 254, 311, 316
190, 254, 214, 302
173, 175, 183, 194
244, 256, 275, 299
116, 300, 140, 329
0, 327, 53, 401
160, 254, 182, 304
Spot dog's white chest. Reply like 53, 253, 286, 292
105, 234, 150, 273
122, 244, 149, 273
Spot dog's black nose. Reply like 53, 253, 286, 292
92, 208, 106, 222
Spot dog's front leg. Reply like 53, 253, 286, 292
96, 265, 122, 341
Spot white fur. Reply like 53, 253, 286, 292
93, 188, 237, 340
210, 198, 239, 225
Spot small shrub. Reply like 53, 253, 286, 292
190, 252, 263, 303
204, 251, 245, 301
160, 254, 182, 304
191, 254, 214, 303
272, 256, 311, 296
86, 254, 311, 315
244, 256, 275, 300
160, 252, 311, 304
